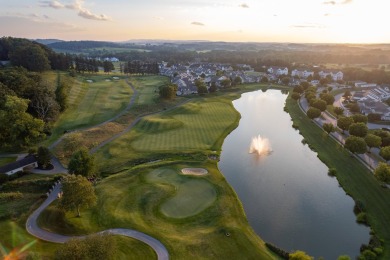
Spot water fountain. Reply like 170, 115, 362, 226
249, 135, 272, 156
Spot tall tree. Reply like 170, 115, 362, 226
9, 44, 50, 72
351, 114, 368, 124
59, 174, 97, 217
68, 147, 96, 177
37, 146, 51, 168
306, 107, 321, 119
0, 95, 45, 148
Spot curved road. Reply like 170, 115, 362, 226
26, 183, 169, 260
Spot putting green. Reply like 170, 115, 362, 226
146, 168, 216, 218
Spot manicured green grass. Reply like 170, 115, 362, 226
128, 76, 170, 105
0, 157, 16, 167
287, 96, 390, 258
48, 75, 133, 141
146, 168, 216, 218
96, 96, 240, 168
39, 161, 275, 259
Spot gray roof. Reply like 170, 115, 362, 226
0, 155, 37, 174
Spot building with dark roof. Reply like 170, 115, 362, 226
0, 155, 38, 175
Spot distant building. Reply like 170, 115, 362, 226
267, 66, 288, 76
318, 70, 343, 81
291, 69, 314, 79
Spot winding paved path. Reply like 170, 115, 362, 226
26, 183, 169, 260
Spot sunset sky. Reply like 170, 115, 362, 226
0, 0, 388, 43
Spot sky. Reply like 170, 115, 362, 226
0, 0, 388, 43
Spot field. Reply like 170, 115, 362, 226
286, 95, 390, 258
48, 75, 133, 142
128, 76, 170, 105
95, 95, 240, 170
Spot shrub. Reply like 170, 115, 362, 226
328, 168, 337, 177
0, 173, 9, 184
356, 212, 367, 224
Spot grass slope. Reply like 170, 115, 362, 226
286, 96, 390, 258
49, 75, 132, 141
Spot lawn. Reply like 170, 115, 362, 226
146, 167, 217, 218
0, 156, 16, 167
128, 76, 170, 105
47, 75, 133, 142
39, 161, 276, 259
286, 95, 390, 258
95, 96, 240, 169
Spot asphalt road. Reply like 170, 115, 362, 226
26, 183, 169, 260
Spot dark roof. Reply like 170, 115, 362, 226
0, 155, 37, 173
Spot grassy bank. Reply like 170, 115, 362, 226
286, 96, 390, 258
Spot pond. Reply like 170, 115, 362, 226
219, 89, 369, 259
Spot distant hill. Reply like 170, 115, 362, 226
34, 39, 64, 45
47, 40, 125, 52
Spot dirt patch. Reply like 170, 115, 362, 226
181, 168, 208, 176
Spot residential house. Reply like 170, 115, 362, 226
0, 155, 38, 175
267, 67, 288, 76
318, 70, 343, 81
291, 69, 314, 79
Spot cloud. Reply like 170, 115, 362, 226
40, 0, 110, 21
323, 1, 336, 4
78, 9, 110, 21
39, 0, 65, 9
323, 0, 352, 5
291, 23, 325, 29
239, 3, 249, 8
191, 21, 205, 26
153, 16, 165, 21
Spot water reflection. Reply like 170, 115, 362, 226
219, 89, 369, 259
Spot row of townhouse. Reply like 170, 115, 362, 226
267, 67, 344, 81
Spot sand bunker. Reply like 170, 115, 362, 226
86, 79, 93, 83
181, 168, 208, 176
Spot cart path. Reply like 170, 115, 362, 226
26, 183, 169, 260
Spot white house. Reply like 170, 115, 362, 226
0, 155, 38, 175
319, 70, 344, 81
291, 69, 314, 79
267, 67, 288, 76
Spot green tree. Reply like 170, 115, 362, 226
233, 76, 242, 86
351, 114, 368, 124
293, 85, 304, 94
345, 136, 367, 154
307, 107, 321, 119
9, 44, 50, 72
281, 77, 290, 85
68, 147, 96, 177
289, 250, 313, 260
349, 103, 360, 113
209, 82, 217, 93
59, 174, 97, 217
195, 79, 208, 94
364, 134, 381, 152
300, 81, 310, 90
349, 122, 368, 137
367, 113, 381, 122
37, 146, 51, 168
323, 123, 335, 135
374, 162, 390, 183
55, 234, 116, 260
159, 84, 177, 99
320, 93, 335, 105
220, 78, 231, 88
260, 76, 268, 83
291, 92, 301, 100
343, 90, 352, 100
0, 95, 45, 149
337, 116, 354, 133
334, 107, 344, 117
312, 99, 327, 112
337, 255, 351, 260
379, 146, 390, 162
